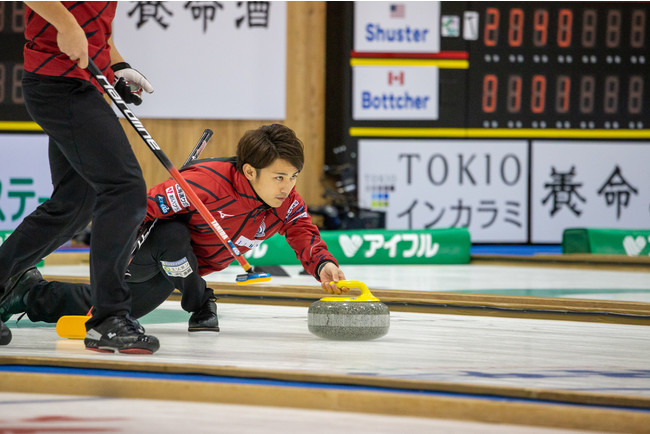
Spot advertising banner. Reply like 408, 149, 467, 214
358, 139, 528, 242
113, 1, 286, 119
531, 141, 650, 243
0, 134, 51, 231
563, 228, 650, 257
244, 228, 471, 265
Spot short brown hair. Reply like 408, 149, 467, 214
236, 124, 304, 173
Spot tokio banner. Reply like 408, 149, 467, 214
358, 139, 650, 243
112, 1, 287, 119
358, 139, 529, 243
0, 134, 51, 232
531, 141, 650, 243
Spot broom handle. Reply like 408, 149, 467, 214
87, 59, 253, 272
128, 128, 213, 260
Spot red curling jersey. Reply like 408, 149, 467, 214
145, 158, 338, 279
24, 1, 116, 85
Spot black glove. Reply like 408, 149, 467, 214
111, 62, 154, 105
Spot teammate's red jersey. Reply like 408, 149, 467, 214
145, 158, 338, 278
24, 1, 116, 86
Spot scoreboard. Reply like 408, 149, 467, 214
325, 2, 650, 244
467, 3, 648, 131
0, 2, 30, 125
330, 2, 650, 140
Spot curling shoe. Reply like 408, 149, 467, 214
85, 314, 159, 354
188, 296, 219, 332
0, 267, 42, 322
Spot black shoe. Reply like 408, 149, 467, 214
84, 314, 160, 354
0, 319, 11, 345
188, 297, 219, 332
0, 267, 42, 322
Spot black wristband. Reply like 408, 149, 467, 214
316, 260, 334, 278
111, 62, 131, 72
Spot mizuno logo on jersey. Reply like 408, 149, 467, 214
218, 210, 233, 218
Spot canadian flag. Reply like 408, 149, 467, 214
388, 71, 404, 85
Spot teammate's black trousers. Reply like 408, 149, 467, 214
0, 72, 146, 328
23, 220, 212, 323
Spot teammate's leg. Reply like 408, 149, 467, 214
19, 73, 157, 353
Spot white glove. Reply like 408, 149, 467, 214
111, 62, 154, 105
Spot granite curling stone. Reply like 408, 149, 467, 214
308, 280, 389, 341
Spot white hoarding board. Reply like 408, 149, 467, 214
358, 139, 528, 242
531, 141, 650, 243
113, 1, 286, 119
0, 134, 51, 231
352, 66, 439, 120
354, 2, 440, 53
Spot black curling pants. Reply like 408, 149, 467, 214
0, 72, 147, 329
23, 220, 212, 323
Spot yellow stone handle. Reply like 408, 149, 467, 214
320, 280, 380, 302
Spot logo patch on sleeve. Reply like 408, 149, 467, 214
176, 184, 191, 208
161, 257, 193, 277
166, 186, 182, 212
284, 200, 306, 223
255, 217, 266, 238
155, 195, 171, 214
235, 235, 262, 250
285, 200, 299, 221
289, 211, 308, 223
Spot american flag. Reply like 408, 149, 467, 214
390, 4, 405, 18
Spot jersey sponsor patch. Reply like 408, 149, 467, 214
285, 199, 300, 221
289, 211, 308, 224
155, 194, 171, 214
285, 199, 306, 223
166, 186, 182, 212
235, 235, 263, 250
176, 184, 191, 208
161, 257, 193, 278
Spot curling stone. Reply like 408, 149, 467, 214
308, 280, 389, 341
